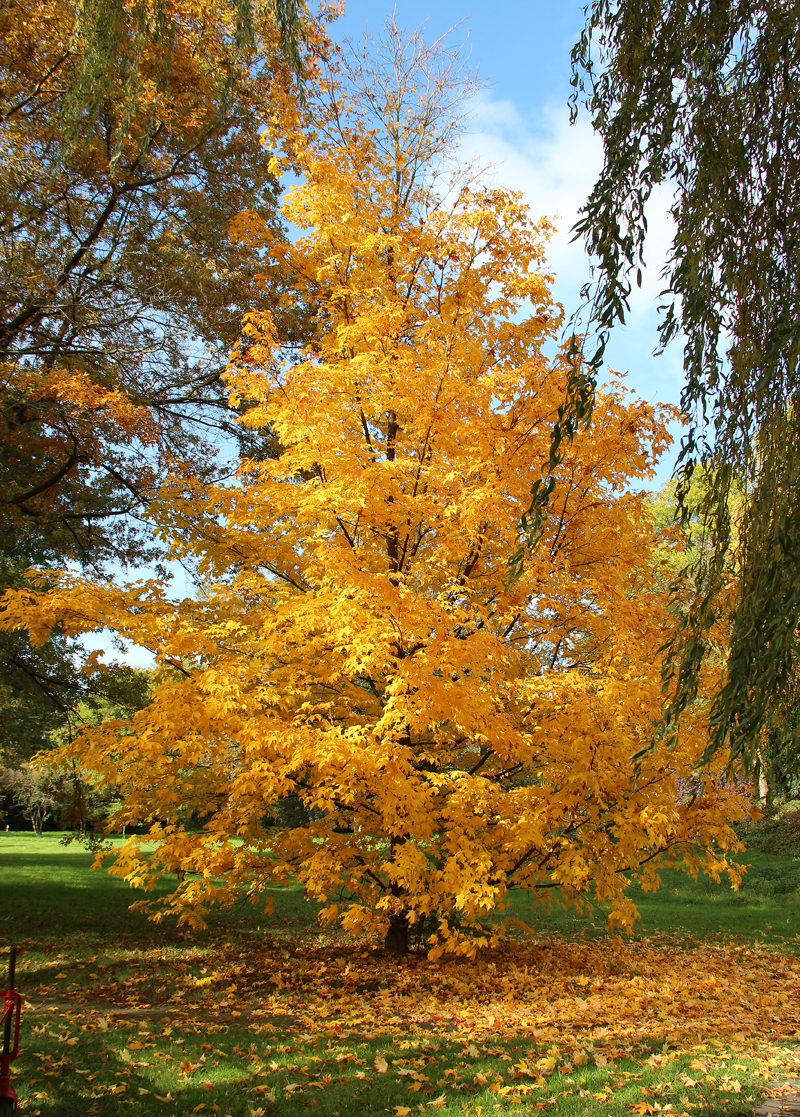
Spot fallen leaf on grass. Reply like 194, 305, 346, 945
375, 1056, 389, 1073
428, 1095, 447, 1108
155, 1093, 174, 1102
394, 1108, 412, 1116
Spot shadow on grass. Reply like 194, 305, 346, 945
5, 831, 800, 951
2, 832, 322, 961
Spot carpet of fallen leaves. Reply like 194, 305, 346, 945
10, 930, 800, 1117
28, 932, 800, 1047
10, 837, 800, 1117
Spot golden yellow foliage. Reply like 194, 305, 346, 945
0, 27, 748, 955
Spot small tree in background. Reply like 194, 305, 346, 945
1, 763, 63, 835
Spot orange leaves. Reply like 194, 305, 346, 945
0, 0, 322, 600
234, 934, 800, 1054
18, 914, 800, 1117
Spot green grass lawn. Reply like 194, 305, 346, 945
513, 852, 800, 944
2, 828, 799, 1117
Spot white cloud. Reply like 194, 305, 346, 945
462, 95, 604, 304
459, 93, 687, 482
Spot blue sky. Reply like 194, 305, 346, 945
331, 0, 686, 483
332, 0, 585, 115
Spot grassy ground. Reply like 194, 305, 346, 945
517, 853, 800, 943
2, 829, 799, 1117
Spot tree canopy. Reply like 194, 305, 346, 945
1, 25, 747, 955
0, 0, 313, 567
0, 0, 318, 756
566, 0, 800, 773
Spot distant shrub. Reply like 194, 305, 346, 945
735, 799, 800, 857
739, 862, 800, 897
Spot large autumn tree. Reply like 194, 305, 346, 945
1, 24, 747, 955
0, 0, 320, 758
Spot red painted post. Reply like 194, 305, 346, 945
0, 948, 22, 1114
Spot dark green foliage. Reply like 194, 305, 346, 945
735, 799, 800, 857
764, 705, 800, 799
563, 0, 800, 771
0, 0, 312, 753
738, 862, 800, 897
272, 792, 312, 829
0, 539, 152, 766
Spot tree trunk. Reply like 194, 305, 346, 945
384, 912, 409, 955
759, 766, 769, 806
385, 832, 411, 955
758, 750, 769, 806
